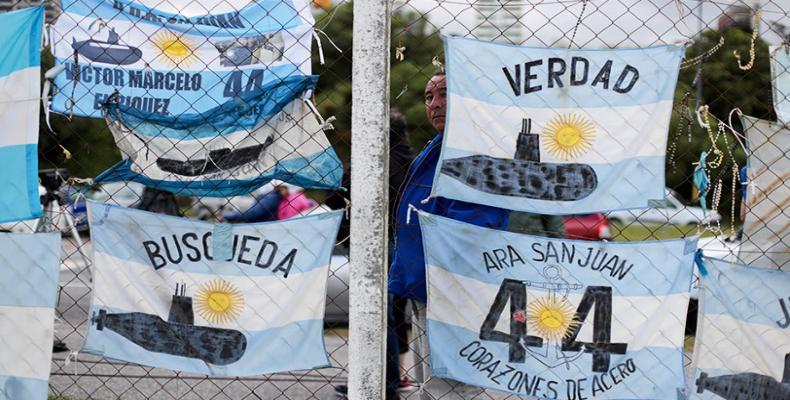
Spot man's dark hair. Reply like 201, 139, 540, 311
390, 108, 407, 142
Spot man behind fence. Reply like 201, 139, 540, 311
388, 69, 510, 399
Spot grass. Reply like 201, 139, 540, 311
610, 222, 732, 242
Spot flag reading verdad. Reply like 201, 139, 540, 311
690, 255, 790, 400
419, 211, 695, 398
84, 201, 342, 376
434, 37, 683, 214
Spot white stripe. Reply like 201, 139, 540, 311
0, 67, 40, 147
52, 13, 312, 73
694, 312, 790, 379
427, 265, 688, 350
446, 94, 672, 163
93, 251, 328, 332
111, 100, 330, 180
0, 305, 54, 380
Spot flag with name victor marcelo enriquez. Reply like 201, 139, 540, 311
84, 201, 342, 376
690, 255, 790, 400
95, 74, 342, 197
419, 211, 696, 398
433, 36, 683, 214
0, 232, 61, 400
0, 6, 44, 222
50, 0, 314, 118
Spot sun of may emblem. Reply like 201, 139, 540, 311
526, 294, 579, 342
542, 113, 596, 160
150, 30, 198, 67
195, 279, 245, 325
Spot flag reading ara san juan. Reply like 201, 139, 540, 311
96, 75, 343, 196
434, 37, 684, 214
771, 46, 790, 123
690, 255, 790, 400
0, 6, 44, 222
419, 211, 695, 399
0, 232, 61, 400
84, 201, 342, 376
738, 116, 789, 270
50, 0, 314, 118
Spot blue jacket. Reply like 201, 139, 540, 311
388, 134, 509, 302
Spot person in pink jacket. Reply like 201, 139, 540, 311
276, 183, 318, 220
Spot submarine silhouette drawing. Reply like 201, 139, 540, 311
91, 284, 246, 365
72, 28, 142, 65
695, 353, 790, 400
440, 118, 598, 201
155, 136, 274, 177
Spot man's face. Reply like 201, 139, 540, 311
424, 74, 447, 133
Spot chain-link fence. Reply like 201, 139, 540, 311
0, 0, 785, 398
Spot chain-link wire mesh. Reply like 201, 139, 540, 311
0, 0, 784, 398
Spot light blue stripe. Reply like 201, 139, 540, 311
89, 201, 341, 277
82, 305, 329, 376
427, 319, 685, 399
445, 36, 683, 108
0, 233, 60, 308
0, 144, 42, 222
95, 147, 344, 197
51, 61, 306, 118
109, 75, 317, 139
61, 0, 302, 35
420, 212, 695, 296
0, 7, 42, 78
0, 374, 48, 400
435, 147, 666, 214
772, 48, 790, 123
699, 256, 790, 330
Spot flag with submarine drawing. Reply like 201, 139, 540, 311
690, 255, 790, 400
433, 36, 684, 214
84, 201, 342, 376
0, 232, 60, 400
95, 75, 343, 197
419, 211, 696, 398
737, 116, 789, 270
50, 0, 314, 118
771, 46, 790, 123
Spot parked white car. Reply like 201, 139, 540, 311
607, 189, 721, 226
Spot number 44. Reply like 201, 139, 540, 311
479, 279, 627, 373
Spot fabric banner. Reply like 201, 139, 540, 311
432, 36, 683, 214
84, 201, 342, 376
50, 0, 313, 118
0, 6, 43, 222
690, 255, 790, 400
771, 46, 790, 123
419, 211, 695, 398
739, 116, 789, 270
95, 74, 343, 196
0, 232, 61, 400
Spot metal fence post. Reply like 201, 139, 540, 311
349, 0, 391, 398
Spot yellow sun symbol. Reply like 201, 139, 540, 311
150, 30, 198, 67
542, 113, 596, 160
527, 294, 579, 342
194, 279, 245, 325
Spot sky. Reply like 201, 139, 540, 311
394, 0, 790, 47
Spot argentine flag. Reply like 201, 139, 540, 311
690, 255, 790, 400
433, 36, 683, 214
0, 6, 43, 222
0, 232, 61, 400
771, 46, 790, 123
84, 202, 342, 376
95, 74, 343, 196
419, 211, 695, 398
50, 0, 314, 118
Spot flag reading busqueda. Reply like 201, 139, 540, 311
84, 201, 341, 376
433, 37, 683, 214
419, 211, 695, 399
